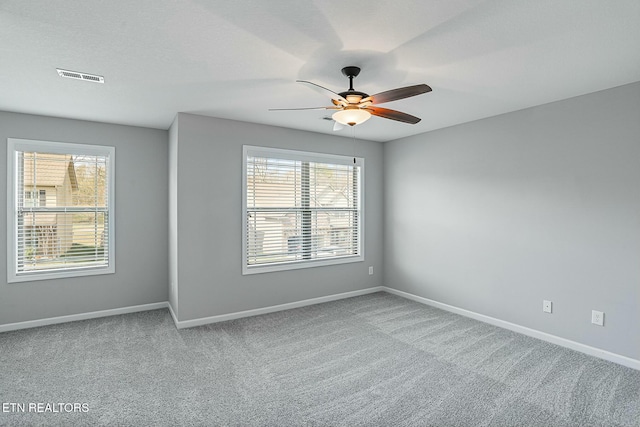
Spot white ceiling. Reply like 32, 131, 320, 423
1, 0, 639, 142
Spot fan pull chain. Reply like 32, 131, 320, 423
352, 125, 356, 164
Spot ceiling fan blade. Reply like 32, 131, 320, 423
365, 107, 421, 124
269, 106, 339, 111
366, 84, 432, 105
297, 80, 348, 104
333, 121, 344, 131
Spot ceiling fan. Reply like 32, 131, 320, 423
270, 66, 432, 128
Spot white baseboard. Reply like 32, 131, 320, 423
0, 302, 169, 333
382, 287, 640, 371
172, 286, 384, 329
5, 286, 635, 371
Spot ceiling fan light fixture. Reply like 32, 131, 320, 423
332, 107, 371, 127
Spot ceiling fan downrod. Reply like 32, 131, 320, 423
339, 66, 369, 101
342, 66, 360, 92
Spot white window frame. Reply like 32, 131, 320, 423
7, 138, 115, 283
242, 145, 364, 275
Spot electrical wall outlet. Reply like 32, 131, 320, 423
591, 310, 604, 326
543, 300, 552, 313
368, 266, 374, 275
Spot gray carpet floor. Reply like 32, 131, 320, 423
1, 292, 639, 426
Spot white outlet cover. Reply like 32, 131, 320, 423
591, 310, 604, 326
543, 300, 552, 313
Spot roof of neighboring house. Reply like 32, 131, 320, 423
23, 153, 78, 190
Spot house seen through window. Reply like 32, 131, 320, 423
243, 146, 363, 274
7, 139, 115, 282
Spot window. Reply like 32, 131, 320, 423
24, 190, 46, 207
7, 139, 115, 282
243, 146, 363, 274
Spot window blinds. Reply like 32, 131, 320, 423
245, 148, 362, 270
15, 150, 111, 275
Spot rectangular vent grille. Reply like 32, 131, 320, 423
57, 68, 104, 83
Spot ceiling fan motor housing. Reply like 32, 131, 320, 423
339, 90, 369, 100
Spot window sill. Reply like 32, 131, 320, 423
242, 254, 364, 275
8, 265, 115, 283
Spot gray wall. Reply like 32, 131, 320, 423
0, 111, 169, 325
172, 113, 383, 322
384, 82, 640, 360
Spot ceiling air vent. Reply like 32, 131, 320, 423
56, 68, 104, 83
